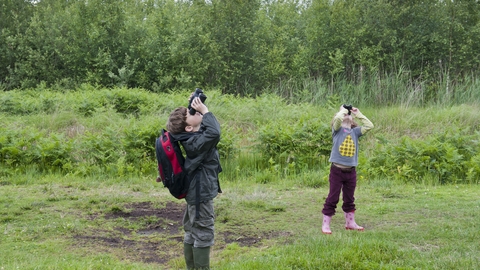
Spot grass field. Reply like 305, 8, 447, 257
1, 88, 479, 269
1, 175, 479, 269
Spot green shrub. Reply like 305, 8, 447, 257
0, 127, 74, 173
74, 93, 104, 117
123, 121, 159, 165
29, 133, 74, 172
106, 88, 154, 115
77, 129, 124, 166
1, 87, 479, 184
257, 113, 331, 171
466, 154, 480, 184
0, 90, 41, 115
217, 125, 240, 159
364, 129, 480, 184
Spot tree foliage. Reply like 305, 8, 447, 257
1, 0, 479, 98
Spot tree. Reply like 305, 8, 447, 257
0, 0, 35, 89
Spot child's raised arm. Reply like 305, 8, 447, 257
352, 108, 374, 134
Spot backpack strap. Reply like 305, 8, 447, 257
195, 169, 201, 219
170, 131, 201, 219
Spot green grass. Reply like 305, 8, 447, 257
213, 181, 480, 270
1, 175, 479, 269
1, 88, 480, 269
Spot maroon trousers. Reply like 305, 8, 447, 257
322, 164, 357, 217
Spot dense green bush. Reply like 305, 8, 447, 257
465, 153, 480, 184
257, 114, 331, 171
1, 88, 479, 185
0, 90, 42, 115
363, 129, 480, 184
0, 127, 74, 173
106, 88, 155, 115
0, 88, 241, 176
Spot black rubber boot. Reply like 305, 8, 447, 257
184, 243, 195, 269
193, 246, 211, 269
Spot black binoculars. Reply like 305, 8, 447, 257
343, 104, 353, 115
188, 88, 207, 115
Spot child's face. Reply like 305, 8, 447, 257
342, 114, 353, 127
185, 111, 203, 132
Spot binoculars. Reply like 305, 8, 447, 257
188, 88, 207, 115
343, 104, 353, 115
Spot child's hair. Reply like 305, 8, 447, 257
166, 107, 188, 134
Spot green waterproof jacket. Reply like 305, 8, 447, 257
172, 112, 222, 205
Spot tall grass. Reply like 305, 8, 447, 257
270, 70, 480, 107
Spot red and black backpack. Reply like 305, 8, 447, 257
155, 129, 190, 199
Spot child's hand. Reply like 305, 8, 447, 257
339, 106, 349, 115
351, 107, 360, 115
191, 97, 209, 115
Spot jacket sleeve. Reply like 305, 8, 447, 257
201, 112, 221, 141
355, 112, 374, 135
332, 108, 349, 131
182, 112, 221, 173
189, 112, 221, 153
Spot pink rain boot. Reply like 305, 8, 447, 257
322, 215, 332, 234
344, 211, 364, 231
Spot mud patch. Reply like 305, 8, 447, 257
74, 201, 291, 267
75, 201, 185, 265
104, 201, 184, 235
223, 230, 293, 247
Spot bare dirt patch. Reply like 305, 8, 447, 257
74, 201, 289, 267
75, 201, 185, 265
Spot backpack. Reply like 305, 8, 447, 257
155, 129, 190, 199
